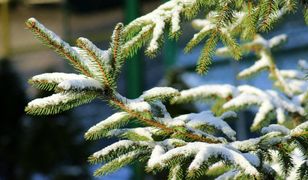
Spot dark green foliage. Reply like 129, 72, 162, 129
167, 164, 185, 180
28, 78, 58, 91
88, 141, 151, 164
93, 150, 144, 176
297, 160, 308, 179
293, 135, 308, 157
25, 91, 98, 115
276, 148, 294, 176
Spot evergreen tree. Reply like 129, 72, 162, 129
24, 0, 308, 179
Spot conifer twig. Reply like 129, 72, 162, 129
109, 94, 223, 144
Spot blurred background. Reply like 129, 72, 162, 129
0, 0, 308, 180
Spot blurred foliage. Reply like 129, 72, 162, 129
0, 59, 92, 179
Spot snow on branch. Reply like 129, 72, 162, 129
122, 0, 203, 57
146, 142, 259, 177
90, 140, 153, 176
57, 77, 103, 92
29, 72, 88, 91
224, 85, 305, 131
29, 72, 103, 92
169, 111, 236, 140
26, 18, 94, 77
173, 82, 305, 131
25, 91, 98, 115
24, 1, 308, 179
217, 34, 308, 96
140, 87, 180, 101
171, 84, 238, 104
261, 124, 290, 135
237, 51, 271, 79
85, 112, 131, 140
290, 121, 308, 136
107, 127, 161, 141
75, 38, 115, 87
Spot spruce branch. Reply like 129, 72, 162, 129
110, 23, 125, 79
24, 1, 308, 179
217, 34, 307, 97
26, 18, 94, 77
108, 93, 223, 143
76, 37, 115, 89
25, 91, 99, 115
85, 112, 131, 140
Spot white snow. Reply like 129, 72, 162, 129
215, 170, 240, 180
116, 94, 152, 112
191, 19, 216, 39
31, 72, 87, 84
280, 70, 305, 79
192, 19, 213, 30
230, 138, 261, 151
108, 127, 159, 140
267, 90, 305, 115
284, 78, 308, 94
85, 112, 130, 137
148, 16, 165, 53
242, 153, 260, 167
57, 78, 102, 91
197, 143, 259, 175
147, 142, 259, 176
252, 101, 274, 128
124, 0, 198, 53
74, 39, 112, 66
276, 108, 286, 124
292, 92, 308, 105
261, 124, 290, 135
219, 111, 237, 120
166, 118, 186, 127
171, 4, 182, 34
141, 87, 179, 100
269, 34, 287, 48
147, 145, 166, 168
127, 99, 152, 112
291, 121, 308, 136
173, 84, 238, 103
224, 85, 305, 129
92, 140, 151, 158
160, 138, 187, 149
32, 72, 103, 91
172, 111, 236, 140
150, 101, 172, 120
238, 51, 270, 78
129, 127, 158, 140
298, 59, 308, 69
27, 92, 74, 108
223, 94, 261, 109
